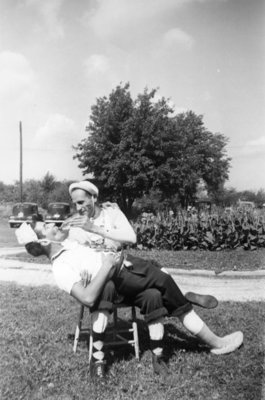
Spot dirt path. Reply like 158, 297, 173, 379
1, 248, 265, 302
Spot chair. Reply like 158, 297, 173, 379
73, 303, 140, 361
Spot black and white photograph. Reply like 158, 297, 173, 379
0, 1, 264, 399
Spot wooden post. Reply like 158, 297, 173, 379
19, 121, 23, 203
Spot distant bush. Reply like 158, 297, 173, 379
131, 209, 265, 251
0, 203, 13, 219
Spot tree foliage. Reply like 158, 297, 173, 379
74, 83, 231, 215
0, 175, 72, 210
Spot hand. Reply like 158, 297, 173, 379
61, 215, 77, 231
61, 218, 72, 231
68, 215, 95, 233
80, 270, 92, 287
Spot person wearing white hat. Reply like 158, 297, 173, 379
65, 179, 139, 379
65, 180, 137, 249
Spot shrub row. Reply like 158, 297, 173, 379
131, 211, 265, 251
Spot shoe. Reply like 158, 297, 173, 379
90, 360, 106, 379
185, 292, 218, 309
210, 331, 244, 355
152, 353, 169, 376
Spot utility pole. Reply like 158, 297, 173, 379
19, 121, 23, 203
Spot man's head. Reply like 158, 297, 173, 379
32, 220, 68, 243
69, 180, 99, 218
15, 221, 67, 258
25, 241, 46, 257
15, 222, 48, 258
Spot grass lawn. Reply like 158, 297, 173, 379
129, 248, 265, 272
0, 283, 264, 400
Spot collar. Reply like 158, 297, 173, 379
90, 205, 101, 220
51, 248, 66, 262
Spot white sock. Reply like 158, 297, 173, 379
91, 310, 110, 362
148, 318, 165, 356
91, 310, 109, 333
93, 339, 105, 361
148, 318, 165, 340
179, 310, 204, 336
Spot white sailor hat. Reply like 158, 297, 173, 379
69, 180, 99, 197
15, 223, 38, 245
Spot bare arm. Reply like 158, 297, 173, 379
67, 208, 137, 245
89, 218, 136, 244
70, 253, 117, 308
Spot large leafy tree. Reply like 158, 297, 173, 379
156, 111, 231, 207
74, 83, 231, 214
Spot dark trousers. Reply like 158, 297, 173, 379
94, 254, 192, 323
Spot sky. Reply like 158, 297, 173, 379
0, 0, 264, 191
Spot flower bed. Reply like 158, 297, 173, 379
132, 210, 265, 251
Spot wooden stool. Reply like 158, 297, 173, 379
73, 303, 140, 361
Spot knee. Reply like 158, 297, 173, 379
137, 289, 167, 323
161, 272, 174, 287
141, 288, 163, 307
101, 280, 116, 296
104, 280, 115, 290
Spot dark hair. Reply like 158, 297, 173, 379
25, 242, 45, 257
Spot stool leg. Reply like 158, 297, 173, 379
131, 306, 140, 360
113, 306, 118, 340
88, 325, 93, 363
73, 305, 84, 353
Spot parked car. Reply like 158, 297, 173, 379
45, 202, 71, 226
9, 202, 43, 228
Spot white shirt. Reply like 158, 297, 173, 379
52, 245, 103, 294
66, 203, 135, 251
52, 203, 133, 294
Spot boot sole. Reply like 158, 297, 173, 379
185, 292, 218, 309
